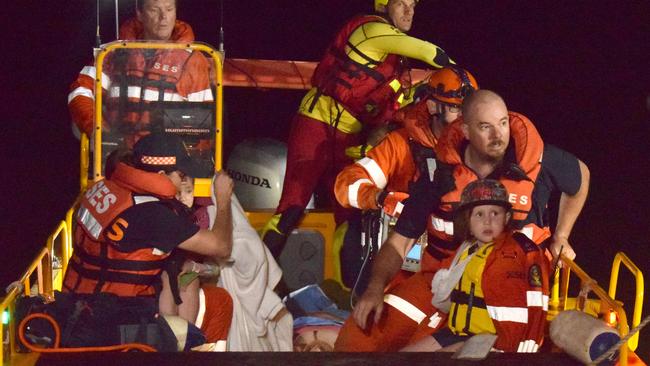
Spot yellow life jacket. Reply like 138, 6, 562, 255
448, 242, 495, 336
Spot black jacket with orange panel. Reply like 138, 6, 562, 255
63, 163, 181, 297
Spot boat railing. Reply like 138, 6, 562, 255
88, 41, 224, 198
0, 219, 69, 365
549, 252, 645, 366
608, 252, 644, 351
1, 218, 645, 364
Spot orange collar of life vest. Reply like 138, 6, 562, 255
435, 111, 543, 175
110, 163, 177, 199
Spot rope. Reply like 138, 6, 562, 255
589, 314, 650, 365
18, 312, 157, 353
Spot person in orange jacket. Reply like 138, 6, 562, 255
64, 133, 234, 350
401, 179, 549, 353
67, 0, 213, 142
335, 89, 589, 351
333, 66, 477, 289
261, 0, 455, 263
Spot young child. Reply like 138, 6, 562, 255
158, 173, 232, 351
402, 179, 550, 353
159, 174, 221, 323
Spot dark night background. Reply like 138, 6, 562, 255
2, 0, 650, 359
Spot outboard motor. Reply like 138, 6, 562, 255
226, 138, 314, 211
226, 138, 320, 291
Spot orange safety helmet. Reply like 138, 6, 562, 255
422, 66, 478, 106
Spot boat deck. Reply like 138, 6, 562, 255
31, 351, 582, 366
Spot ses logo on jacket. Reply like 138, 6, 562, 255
153, 62, 179, 73
508, 193, 529, 206
85, 181, 117, 214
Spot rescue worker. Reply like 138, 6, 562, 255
67, 0, 213, 143
402, 179, 549, 352
333, 66, 477, 289
335, 89, 589, 351
63, 132, 234, 350
262, 0, 455, 265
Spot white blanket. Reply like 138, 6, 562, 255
208, 188, 293, 351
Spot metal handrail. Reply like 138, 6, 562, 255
558, 254, 630, 366
79, 133, 89, 191
63, 206, 77, 277
608, 252, 644, 351
0, 225, 59, 365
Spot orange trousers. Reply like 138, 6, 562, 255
334, 251, 454, 351
197, 285, 233, 344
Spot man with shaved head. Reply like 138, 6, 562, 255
335, 89, 589, 351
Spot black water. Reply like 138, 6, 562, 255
3, 0, 649, 360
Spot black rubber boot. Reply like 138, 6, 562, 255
262, 205, 304, 259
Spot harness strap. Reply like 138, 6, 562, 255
126, 75, 177, 91
307, 89, 322, 113
93, 242, 109, 294
345, 41, 381, 67
69, 259, 160, 286
73, 246, 166, 271
428, 234, 460, 251
450, 288, 487, 309
426, 244, 449, 260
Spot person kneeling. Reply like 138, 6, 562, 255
402, 179, 549, 353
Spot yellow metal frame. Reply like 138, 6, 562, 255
608, 252, 644, 351
0, 220, 68, 365
91, 41, 224, 197
0, 41, 225, 364
79, 133, 89, 191
548, 252, 645, 366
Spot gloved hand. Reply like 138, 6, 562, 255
393, 165, 455, 239
404, 161, 455, 204
432, 161, 456, 198
377, 191, 410, 217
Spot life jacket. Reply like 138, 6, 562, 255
104, 18, 213, 139
430, 112, 549, 248
448, 241, 496, 336
397, 100, 439, 183
310, 14, 407, 126
63, 163, 178, 297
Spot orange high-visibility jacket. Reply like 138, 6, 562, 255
334, 101, 438, 210
448, 232, 550, 352
431, 112, 549, 248
68, 18, 213, 136
63, 163, 177, 297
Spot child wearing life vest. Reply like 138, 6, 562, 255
402, 179, 550, 353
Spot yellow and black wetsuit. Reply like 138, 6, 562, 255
263, 15, 453, 285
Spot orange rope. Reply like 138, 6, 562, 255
18, 312, 157, 353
